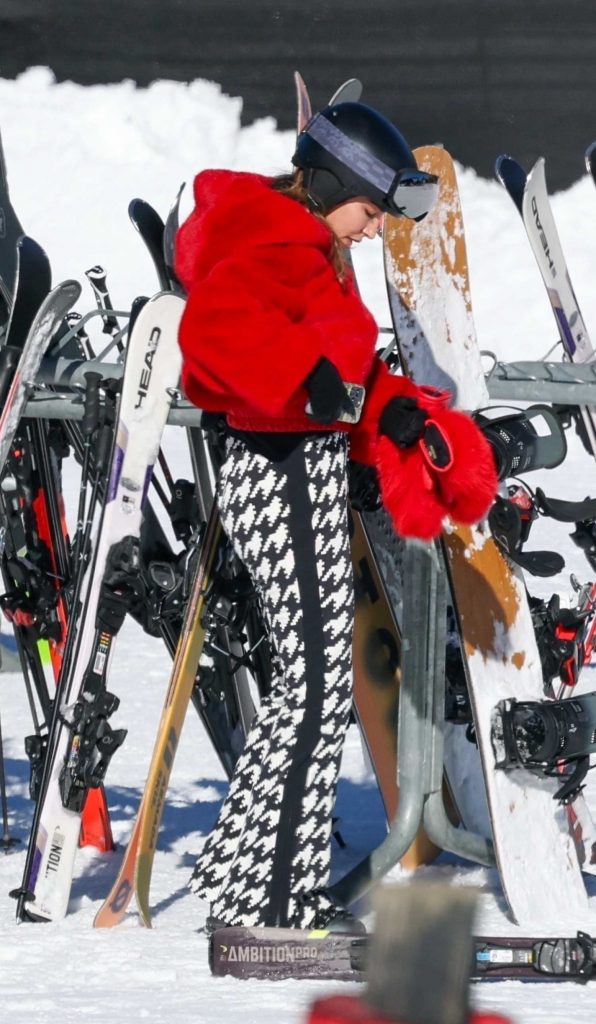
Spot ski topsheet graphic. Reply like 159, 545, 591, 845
15, 292, 183, 922
209, 925, 596, 983
384, 145, 593, 931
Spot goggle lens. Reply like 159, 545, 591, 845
391, 169, 439, 221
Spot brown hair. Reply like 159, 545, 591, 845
270, 170, 349, 284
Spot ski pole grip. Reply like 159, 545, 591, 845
82, 372, 102, 438
85, 265, 119, 336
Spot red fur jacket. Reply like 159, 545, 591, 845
175, 169, 418, 462
175, 170, 497, 538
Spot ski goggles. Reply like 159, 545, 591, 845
389, 168, 440, 222
306, 113, 439, 221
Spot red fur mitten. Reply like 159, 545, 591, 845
429, 407, 498, 525
376, 434, 446, 540
376, 407, 497, 540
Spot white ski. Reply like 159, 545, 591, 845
22, 292, 183, 922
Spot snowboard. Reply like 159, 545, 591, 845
294, 72, 443, 867
383, 145, 593, 930
350, 505, 444, 865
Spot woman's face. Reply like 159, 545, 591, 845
324, 197, 385, 248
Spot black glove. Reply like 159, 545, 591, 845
379, 395, 428, 448
305, 356, 355, 424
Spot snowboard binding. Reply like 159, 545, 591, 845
491, 692, 596, 802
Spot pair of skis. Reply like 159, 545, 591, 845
496, 152, 596, 458
12, 292, 184, 921
0, 127, 118, 852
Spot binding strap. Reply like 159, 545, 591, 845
535, 488, 596, 524
489, 496, 565, 577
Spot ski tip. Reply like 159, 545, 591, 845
494, 154, 527, 212
17, 234, 49, 260
527, 155, 547, 184
294, 71, 312, 134
494, 153, 524, 180
128, 197, 164, 230
585, 141, 596, 177
495, 153, 513, 177
128, 197, 143, 218
328, 78, 364, 106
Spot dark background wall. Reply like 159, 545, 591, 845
2, 0, 595, 189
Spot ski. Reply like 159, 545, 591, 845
209, 926, 595, 983
383, 145, 591, 930
0, 124, 25, 310
294, 70, 313, 133
3, 236, 51, 353
129, 199, 170, 291
13, 291, 183, 922
0, 278, 81, 469
93, 500, 222, 928
586, 142, 596, 185
163, 183, 184, 292
496, 154, 596, 457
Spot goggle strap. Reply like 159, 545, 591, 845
306, 113, 396, 195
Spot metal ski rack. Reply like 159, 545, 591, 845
329, 539, 494, 908
18, 330, 596, 904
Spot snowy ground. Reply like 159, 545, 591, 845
2, 68, 596, 1022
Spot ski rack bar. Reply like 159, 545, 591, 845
483, 354, 596, 404
22, 354, 596, 426
21, 393, 204, 427
330, 539, 494, 909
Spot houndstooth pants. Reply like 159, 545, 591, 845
190, 431, 354, 928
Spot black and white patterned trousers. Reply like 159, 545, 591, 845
190, 431, 354, 928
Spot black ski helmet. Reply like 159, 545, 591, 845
292, 101, 438, 221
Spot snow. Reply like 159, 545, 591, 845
2, 66, 596, 1022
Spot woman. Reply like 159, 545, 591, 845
175, 100, 496, 933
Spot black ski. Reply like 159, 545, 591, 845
163, 183, 184, 291
128, 199, 170, 291
209, 926, 595, 983
0, 125, 25, 311
4, 237, 51, 353
585, 142, 596, 186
